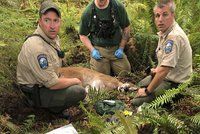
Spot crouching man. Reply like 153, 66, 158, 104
132, 0, 192, 106
17, 1, 86, 115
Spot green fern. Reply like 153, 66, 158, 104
22, 115, 35, 132
167, 114, 186, 129
190, 113, 200, 126
115, 111, 137, 134
86, 87, 112, 106
102, 123, 126, 134
149, 77, 192, 108
136, 105, 189, 133
79, 102, 105, 132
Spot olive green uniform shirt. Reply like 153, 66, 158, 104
79, 0, 130, 46
156, 21, 192, 83
17, 25, 62, 88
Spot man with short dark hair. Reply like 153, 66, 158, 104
131, 0, 192, 106
17, 0, 86, 116
79, 0, 131, 76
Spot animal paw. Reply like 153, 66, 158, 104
118, 83, 138, 92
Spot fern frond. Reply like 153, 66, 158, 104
115, 111, 137, 134
79, 102, 105, 131
86, 87, 111, 106
193, 95, 200, 101
167, 114, 185, 129
149, 88, 179, 108
136, 104, 167, 126
102, 122, 125, 134
190, 113, 200, 126
149, 77, 193, 108
136, 107, 189, 133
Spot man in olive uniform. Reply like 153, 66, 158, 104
132, 0, 192, 106
17, 1, 86, 115
79, 0, 131, 76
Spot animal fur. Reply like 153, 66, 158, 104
58, 67, 123, 90
58, 67, 137, 92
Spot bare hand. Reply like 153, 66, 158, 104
73, 78, 82, 86
150, 68, 157, 76
136, 88, 147, 98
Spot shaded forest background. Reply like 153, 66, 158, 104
0, 0, 199, 133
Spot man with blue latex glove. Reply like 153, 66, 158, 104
92, 49, 102, 60
114, 48, 124, 59
79, 0, 131, 76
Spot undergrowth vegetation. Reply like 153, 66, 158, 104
0, 0, 199, 133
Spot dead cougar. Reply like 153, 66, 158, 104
58, 67, 137, 91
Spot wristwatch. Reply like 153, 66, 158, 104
144, 88, 151, 95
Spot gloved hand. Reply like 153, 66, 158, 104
114, 48, 123, 59
91, 49, 102, 60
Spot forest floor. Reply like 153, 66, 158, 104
0, 87, 132, 132
0, 77, 199, 133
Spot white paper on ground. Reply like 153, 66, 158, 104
46, 123, 78, 134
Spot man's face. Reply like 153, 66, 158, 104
39, 10, 61, 39
154, 5, 174, 33
96, 0, 108, 7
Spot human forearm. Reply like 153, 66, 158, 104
79, 35, 94, 52
119, 26, 130, 48
147, 66, 171, 92
50, 77, 82, 90
136, 66, 171, 97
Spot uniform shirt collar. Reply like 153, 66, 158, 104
157, 20, 176, 39
34, 25, 59, 45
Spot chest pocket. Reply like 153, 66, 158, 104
48, 49, 61, 68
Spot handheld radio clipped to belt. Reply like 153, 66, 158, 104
25, 34, 65, 58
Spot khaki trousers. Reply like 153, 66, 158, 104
90, 46, 131, 76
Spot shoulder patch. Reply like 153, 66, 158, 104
37, 54, 48, 69
165, 40, 174, 54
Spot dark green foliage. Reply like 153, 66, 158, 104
189, 33, 200, 63
190, 113, 200, 126
79, 102, 106, 133
115, 111, 137, 134
127, 33, 158, 72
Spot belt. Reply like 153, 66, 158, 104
94, 45, 118, 48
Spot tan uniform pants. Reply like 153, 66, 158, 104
90, 46, 131, 76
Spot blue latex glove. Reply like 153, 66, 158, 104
114, 48, 124, 59
91, 49, 102, 60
